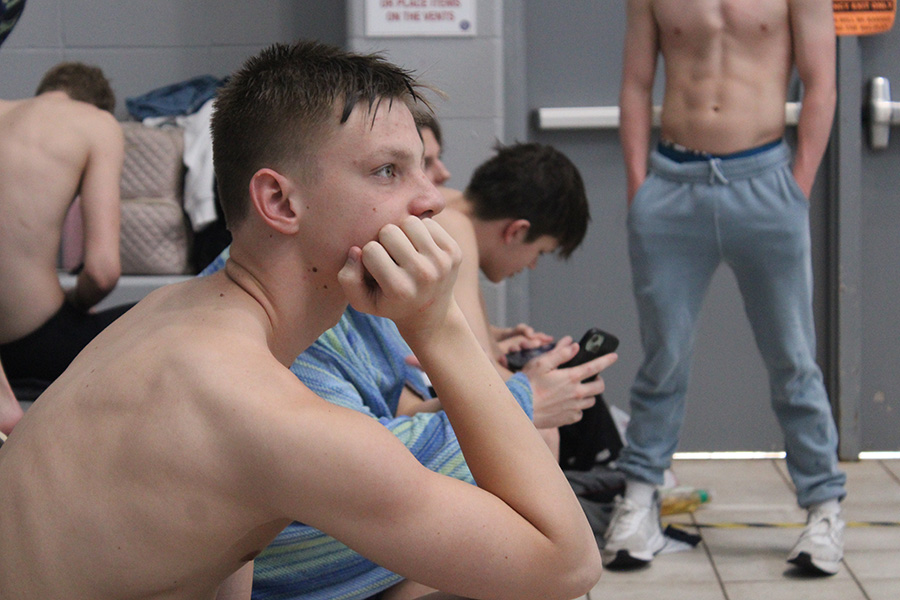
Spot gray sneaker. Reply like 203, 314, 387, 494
602, 493, 666, 569
787, 507, 845, 575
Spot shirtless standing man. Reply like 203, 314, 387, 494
0, 62, 125, 434
606, 0, 847, 575
0, 40, 601, 599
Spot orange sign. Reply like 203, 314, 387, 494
834, 1, 896, 35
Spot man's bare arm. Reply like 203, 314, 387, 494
269, 326, 600, 600
261, 217, 601, 600
619, 0, 660, 204
67, 111, 124, 311
789, 0, 837, 197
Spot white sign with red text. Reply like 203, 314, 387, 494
366, 0, 477, 37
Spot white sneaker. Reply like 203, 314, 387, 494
602, 493, 666, 569
787, 506, 844, 575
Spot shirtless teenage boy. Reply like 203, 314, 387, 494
433, 142, 610, 453
0, 62, 125, 434
195, 115, 612, 600
608, 0, 846, 575
0, 40, 602, 600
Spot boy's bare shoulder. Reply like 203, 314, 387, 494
433, 199, 474, 240
140, 278, 329, 413
115, 278, 353, 428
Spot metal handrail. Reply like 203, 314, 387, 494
537, 102, 802, 130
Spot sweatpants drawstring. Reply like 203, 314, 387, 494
709, 157, 730, 185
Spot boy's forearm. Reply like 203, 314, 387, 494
67, 268, 114, 312
401, 303, 589, 545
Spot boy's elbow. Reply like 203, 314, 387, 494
93, 263, 121, 295
534, 540, 602, 600
83, 257, 121, 297
494, 535, 602, 600
566, 544, 602, 598
547, 508, 604, 598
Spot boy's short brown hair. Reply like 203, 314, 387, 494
35, 62, 115, 113
212, 39, 433, 230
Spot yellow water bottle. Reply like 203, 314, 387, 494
660, 486, 711, 515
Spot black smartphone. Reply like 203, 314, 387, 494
505, 327, 618, 373
560, 328, 619, 371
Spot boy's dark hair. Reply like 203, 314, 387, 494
413, 107, 443, 148
212, 39, 432, 229
465, 142, 590, 258
35, 62, 115, 113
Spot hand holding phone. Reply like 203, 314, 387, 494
505, 327, 618, 374
560, 328, 619, 380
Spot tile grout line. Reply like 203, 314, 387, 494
689, 510, 732, 600
877, 459, 900, 486
842, 559, 874, 600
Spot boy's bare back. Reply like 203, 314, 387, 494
0, 92, 123, 342
0, 275, 291, 597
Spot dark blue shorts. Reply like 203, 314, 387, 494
0, 300, 132, 384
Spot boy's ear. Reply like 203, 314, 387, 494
248, 168, 302, 234
502, 219, 532, 244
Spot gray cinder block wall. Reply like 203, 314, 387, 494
0, 0, 345, 119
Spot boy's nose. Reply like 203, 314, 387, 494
413, 176, 445, 219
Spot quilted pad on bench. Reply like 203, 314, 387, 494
119, 122, 190, 274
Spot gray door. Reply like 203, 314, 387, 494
513, 2, 897, 453
852, 33, 900, 453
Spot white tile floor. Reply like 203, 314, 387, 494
579, 458, 900, 600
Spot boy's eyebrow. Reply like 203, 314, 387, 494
369, 144, 425, 164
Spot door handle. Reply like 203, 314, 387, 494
869, 77, 900, 149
